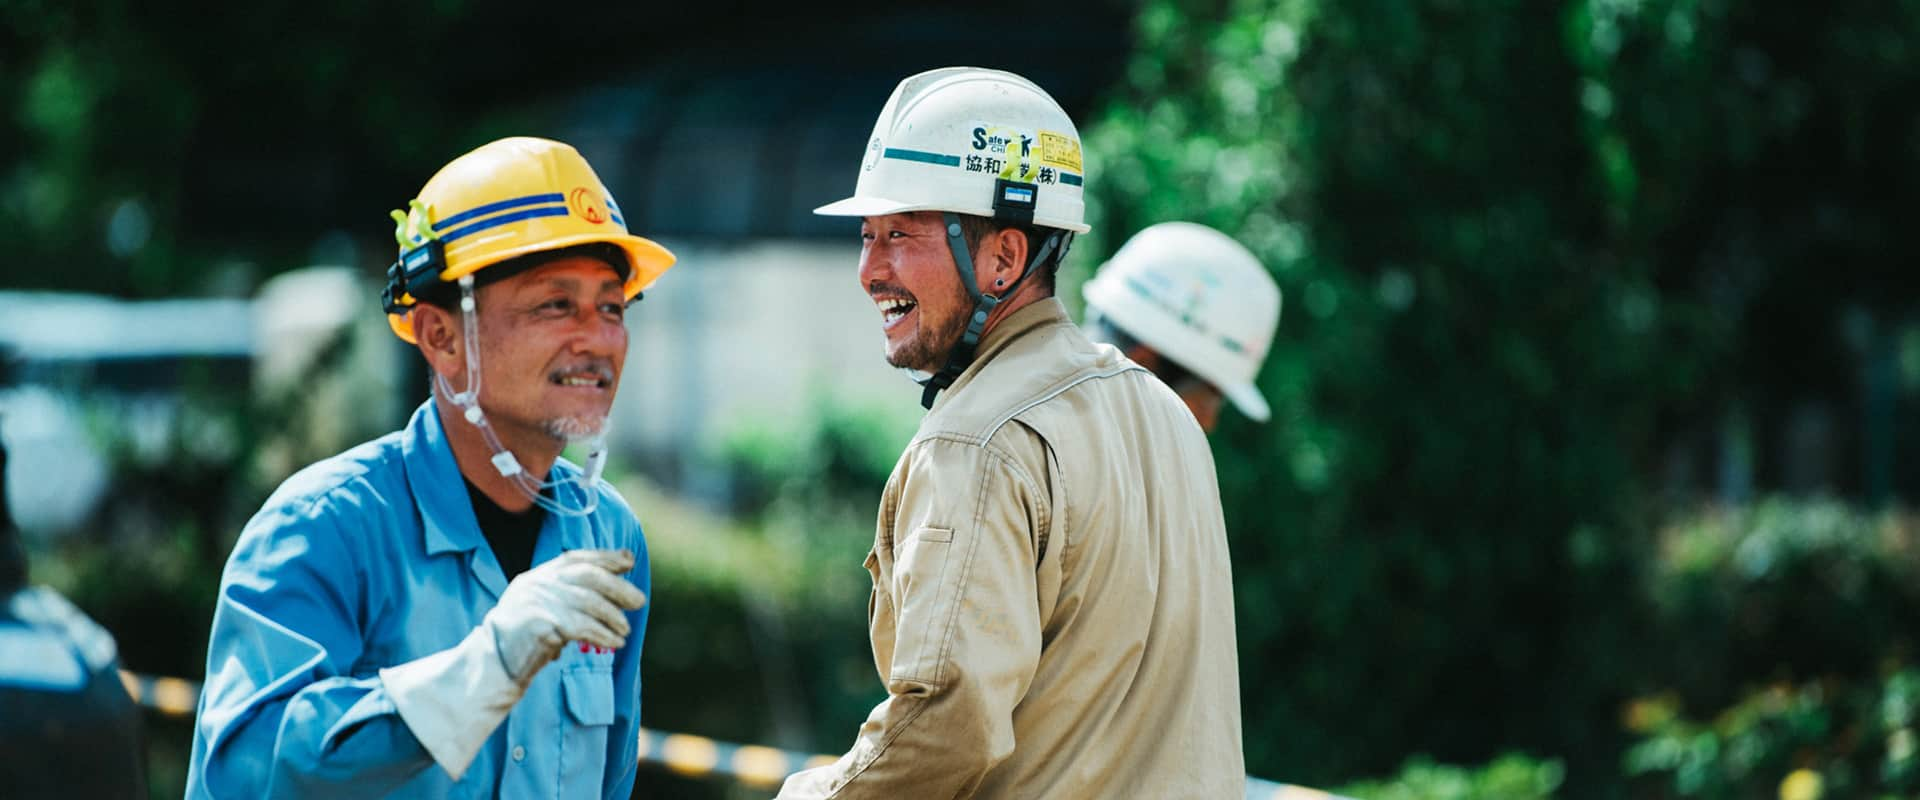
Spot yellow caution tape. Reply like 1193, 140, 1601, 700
118, 671, 1344, 798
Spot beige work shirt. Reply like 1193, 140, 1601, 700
780, 299, 1244, 799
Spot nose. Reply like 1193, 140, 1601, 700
858, 238, 890, 289
570, 305, 628, 357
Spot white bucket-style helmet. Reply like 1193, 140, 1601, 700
1084, 222, 1281, 422
816, 66, 1089, 233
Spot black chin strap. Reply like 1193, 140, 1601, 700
918, 212, 1069, 409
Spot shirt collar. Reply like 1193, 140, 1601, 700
939, 298, 1071, 405
400, 400, 489, 558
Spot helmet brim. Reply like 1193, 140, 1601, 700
1220, 380, 1272, 423
813, 195, 925, 218
444, 231, 675, 296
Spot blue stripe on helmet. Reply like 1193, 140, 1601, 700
432, 193, 567, 232
438, 205, 570, 244
1058, 171, 1083, 186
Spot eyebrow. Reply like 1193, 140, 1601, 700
528, 276, 625, 294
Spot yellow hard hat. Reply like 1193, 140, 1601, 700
381, 137, 676, 343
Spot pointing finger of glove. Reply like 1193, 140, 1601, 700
556, 548, 634, 574
567, 566, 648, 611
553, 583, 633, 639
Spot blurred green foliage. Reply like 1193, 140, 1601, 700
1084, 0, 1695, 785
1641, 501, 1920, 711
1079, 0, 1920, 793
1616, 503, 1920, 799
1623, 670, 1920, 799
1337, 753, 1565, 800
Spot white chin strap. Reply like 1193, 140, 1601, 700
436, 274, 607, 517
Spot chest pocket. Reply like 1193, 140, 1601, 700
558, 663, 615, 792
563, 666, 615, 725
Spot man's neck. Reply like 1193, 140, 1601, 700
432, 391, 558, 513
977, 282, 1050, 341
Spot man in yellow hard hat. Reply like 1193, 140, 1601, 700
781, 68, 1245, 798
187, 137, 672, 798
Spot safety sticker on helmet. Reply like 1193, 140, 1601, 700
1038, 131, 1082, 173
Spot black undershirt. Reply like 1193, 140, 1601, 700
465, 480, 545, 581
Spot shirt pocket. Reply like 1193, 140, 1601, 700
559, 664, 614, 792
563, 665, 615, 725
890, 526, 963, 685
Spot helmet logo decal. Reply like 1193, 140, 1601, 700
968, 123, 1039, 182
568, 187, 608, 224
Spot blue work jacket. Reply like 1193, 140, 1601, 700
186, 401, 648, 798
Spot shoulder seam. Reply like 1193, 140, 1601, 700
984, 363, 1145, 440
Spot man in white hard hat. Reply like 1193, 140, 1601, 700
187, 138, 668, 798
779, 68, 1244, 799
1082, 222, 1282, 432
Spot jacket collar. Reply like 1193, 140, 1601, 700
399, 401, 488, 560
937, 298, 1071, 407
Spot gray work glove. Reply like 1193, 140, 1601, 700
381, 548, 646, 779
486, 548, 648, 685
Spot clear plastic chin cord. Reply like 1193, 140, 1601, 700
435, 275, 608, 517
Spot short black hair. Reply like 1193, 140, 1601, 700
413, 242, 631, 310
956, 215, 1066, 294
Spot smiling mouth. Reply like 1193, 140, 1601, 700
875, 296, 917, 328
550, 368, 611, 389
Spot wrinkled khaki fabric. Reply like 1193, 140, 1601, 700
781, 300, 1244, 799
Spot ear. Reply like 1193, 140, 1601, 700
410, 304, 465, 382
977, 227, 1030, 295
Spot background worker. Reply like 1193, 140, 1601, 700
1081, 221, 1282, 433
0, 427, 147, 799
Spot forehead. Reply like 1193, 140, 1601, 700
498, 255, 625, 291
864, 211, 944, 230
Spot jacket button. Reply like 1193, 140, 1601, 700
512, 745, 526, 762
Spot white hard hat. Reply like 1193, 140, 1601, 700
815, 67, 1090, 233
1084, 222, 1281, 422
